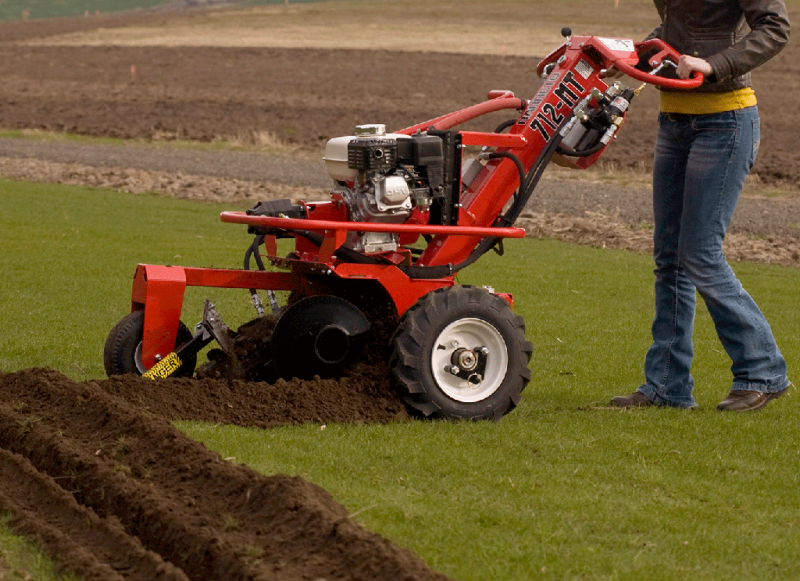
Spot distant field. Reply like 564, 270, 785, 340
20, 0, 799, 57
0, 0, 326, 22
0, 0, 169, 21
20, 0, 660, 57
5, 0, 799, 25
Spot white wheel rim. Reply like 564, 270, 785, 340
431, 318, 508, 403
134, 342, 149, 375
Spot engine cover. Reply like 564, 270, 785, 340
375, 175, 411, 209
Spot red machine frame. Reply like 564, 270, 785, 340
130, 35, 701, 370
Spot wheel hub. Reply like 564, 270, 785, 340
447, 347, 489, 387
432, 318, 508, 403
453, 348, 478, 371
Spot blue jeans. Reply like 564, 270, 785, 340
638, 107, 789, 408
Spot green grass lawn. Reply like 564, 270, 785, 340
0, 0, 332, 21
1, 0, 170, 21
2, 178, 799, 580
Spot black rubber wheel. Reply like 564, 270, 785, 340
390, 286, 533, 421
103, 310, 196, 377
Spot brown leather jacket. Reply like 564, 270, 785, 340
646, 0, 790, 92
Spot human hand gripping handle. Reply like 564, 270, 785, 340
675, 54, 713, 80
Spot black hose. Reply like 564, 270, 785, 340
486, 151, 525, 201
243, 234, 268, 300
399, 131, 565, 279
244, 235, 267, 271
556, 141, 605, 157
503, 131, 564, 226
493, 118, 518, 133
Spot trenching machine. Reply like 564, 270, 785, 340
104, 30, 701, 420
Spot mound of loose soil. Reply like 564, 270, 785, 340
110, 361, 410, 428
0, 367, 441, 581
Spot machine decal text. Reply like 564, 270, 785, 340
143, 352, 182, 379
528, 72, 585, 139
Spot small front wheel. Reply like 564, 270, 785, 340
104, 310, 196, 377
390, 286, 533, 421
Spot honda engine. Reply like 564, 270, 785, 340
324, 124, 458, 253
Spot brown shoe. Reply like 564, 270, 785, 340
610, 391, 653, 408
717, 386, 790, 412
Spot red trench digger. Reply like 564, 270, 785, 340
104, 30, 701, 421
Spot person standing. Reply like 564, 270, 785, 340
609, 0, 792, 411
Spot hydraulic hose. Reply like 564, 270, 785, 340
556, 142, 605, 157
243, 235, 269, 315
484, 119, 527, 201
485, 151, 525, 202
244, 235, 267, 272
462, 132, 564, 263
493, 119, 518, 134
503, 131, 564, 226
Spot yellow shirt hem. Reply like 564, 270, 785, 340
659, 88, 757, 115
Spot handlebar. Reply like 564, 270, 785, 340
616, 38, 703, 89
536, 36, 703, 90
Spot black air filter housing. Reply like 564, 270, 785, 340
411, 133, 444, 167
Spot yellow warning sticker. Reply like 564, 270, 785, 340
142, 352, 182, 380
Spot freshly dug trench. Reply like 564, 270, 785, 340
0, 368, 442, 581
